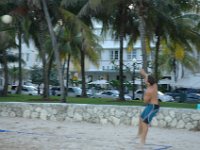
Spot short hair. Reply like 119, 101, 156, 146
147, 75, 156, 85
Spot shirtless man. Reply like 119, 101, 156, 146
137, 69, 160, 145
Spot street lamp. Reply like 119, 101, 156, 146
132, 58, 137, 100
1, 15, 13, 32
1, 15, 12, 24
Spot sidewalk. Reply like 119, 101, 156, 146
0, 117, 199, 150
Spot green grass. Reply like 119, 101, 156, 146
0, 94, 198, 109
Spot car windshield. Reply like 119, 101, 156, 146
109, 90, 119, 94
73, 87, 82, 92
158, 91, 164, 95
26, 87, 37, 91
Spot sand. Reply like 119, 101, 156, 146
0, 117, 199, 150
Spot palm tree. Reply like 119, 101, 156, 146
112, 1, 131, 101
62, 0, 139, 100
2, 0, 100, 101
28, 0, 100, 101
28, 8, 52, 100
145, 0, 184, 81
60, 2, 101, 97
0, 1, 33, 95
0, 31, 17, 96
126, 0, 200, 83
39, 0, 66, 102
150, 1, 200, 81
127, 0, 151, 72
11, 4, 30, 95
159, 42, 199, 81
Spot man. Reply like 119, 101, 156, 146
137, 69, 160, 145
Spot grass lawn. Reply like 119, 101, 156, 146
0, 94, 198, 109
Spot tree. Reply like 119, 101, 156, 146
62, 0, 139, 100
40, 0, 66, 102
0, 31, 17, 96
60, 2, 101, 97
127, 0, 200, 83
150, 0, 200, 81
0, 1, 33, 95
28, 6, 52, 100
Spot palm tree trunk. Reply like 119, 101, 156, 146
16, 22, 22, 94
2, 50, 8, 96
138, 0, 147, 99
47, 53, 54, 94
138, 0, 148, 72
173, 59, 177, 82
65, 54, 71, 97
42, 56, 49, 99
119, 33, 125, 101
38, 20, 49, 100
118, 5, 125, 101
80, 39, 87, 97
41, 0, 66, 102
139, 16, 147, 71
154, 34, 161, 82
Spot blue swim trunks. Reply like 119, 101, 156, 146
141, 104, 160, 124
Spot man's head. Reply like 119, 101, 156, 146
146, 75, 156, 86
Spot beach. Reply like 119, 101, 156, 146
0, 117, 199, 150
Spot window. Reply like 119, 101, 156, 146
22, 88, 28, 92
68, 88, 74, 92
127, 50, 137, 60
110, 50, 119, 60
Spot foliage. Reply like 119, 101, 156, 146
30, 65, 59, 86
30, 66, 43, 85
109, 80, 120, 89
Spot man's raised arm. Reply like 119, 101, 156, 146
140, 69, 147, 80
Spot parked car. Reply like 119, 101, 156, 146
51, 86, 82, 97
157, 91, 175, 102
121, 94, 132, 101
10, 85, 38, 95
134, 89, 174, 102
184, 93, 200, 103
93, 90, 132, 101
67, 87, 82, 97
165, 88, 200, 103
165, 88, 187, 101
50, 86, 60, 96
86, 88, 94, 97
21, 86, 38, 95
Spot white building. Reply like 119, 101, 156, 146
8, 40, 42, 69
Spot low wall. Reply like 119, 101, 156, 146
0, 102, 200, 130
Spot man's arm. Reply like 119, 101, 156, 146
140, 68, 148, 81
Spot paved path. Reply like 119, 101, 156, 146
0, 117, 199, 150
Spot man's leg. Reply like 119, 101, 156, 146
140, 121, 148, 145
137, 117, 143, 137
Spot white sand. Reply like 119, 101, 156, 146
0, 117, 199, 150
